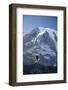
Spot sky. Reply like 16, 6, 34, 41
23, 15, 57, 34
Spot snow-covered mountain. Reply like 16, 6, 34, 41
23, 27, 57, 67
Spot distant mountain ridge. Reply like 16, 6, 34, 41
23, 27, 57, 67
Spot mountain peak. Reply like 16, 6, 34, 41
32, 27, 56, 34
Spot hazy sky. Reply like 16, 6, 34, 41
23, 15, 57, 34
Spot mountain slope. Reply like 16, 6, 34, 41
23, 27, 57, 67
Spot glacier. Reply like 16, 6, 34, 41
23, 27, 57, 74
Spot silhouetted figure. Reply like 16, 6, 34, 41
36, 55, 38, 60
